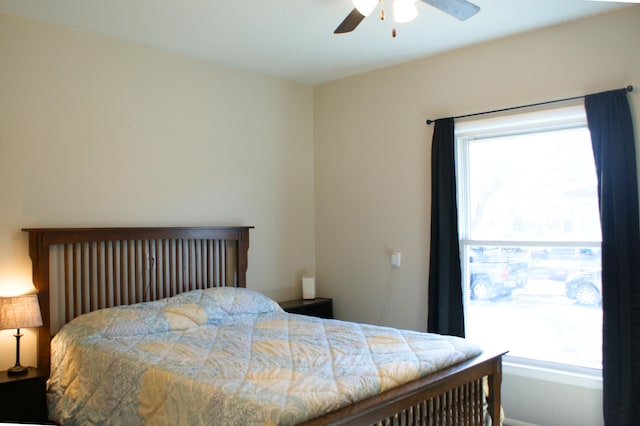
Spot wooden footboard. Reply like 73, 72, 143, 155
300, 350, 504, 426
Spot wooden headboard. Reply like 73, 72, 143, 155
22, 226, 253, 374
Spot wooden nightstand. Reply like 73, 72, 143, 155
0, 367, 48, 423
279, 298, 334, 319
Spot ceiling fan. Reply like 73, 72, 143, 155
334, 0, 480, 36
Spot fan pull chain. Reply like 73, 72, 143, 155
391, 0, 396, 38
380, 0, 397, 38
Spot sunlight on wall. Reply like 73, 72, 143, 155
0, 274, 36, 297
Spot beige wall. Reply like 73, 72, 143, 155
0, 13, 315, 369
1, 6, 638, 426
314, 6, 639, 426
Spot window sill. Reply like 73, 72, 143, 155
503, 356, 602, 390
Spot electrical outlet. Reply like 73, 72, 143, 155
391, 251, 401, 267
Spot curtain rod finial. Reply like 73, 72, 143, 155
426, 119, 434, 125
626, 85, 633, 93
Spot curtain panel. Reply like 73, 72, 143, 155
585, 88, 640, 426
427, 118, 465, 337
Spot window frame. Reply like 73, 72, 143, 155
454, 104, 603, 385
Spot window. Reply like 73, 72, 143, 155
456, 105, 602, 372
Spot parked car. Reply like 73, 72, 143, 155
565, 269, 601, 306
469, 261, 528, 300
529, 247, 601, 281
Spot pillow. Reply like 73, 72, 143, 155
94, 288, 283, 337
162, 304, 208, 329
98, 306, 171, 337
200, 287, 283, 320
101, 305, 202, 336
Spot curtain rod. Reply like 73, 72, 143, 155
425, 85, 634, 125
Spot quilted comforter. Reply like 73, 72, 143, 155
48, 287, 482, 425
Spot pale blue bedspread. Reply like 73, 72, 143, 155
48, 287, 482, 425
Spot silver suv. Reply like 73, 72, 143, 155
468, 247, 528, 300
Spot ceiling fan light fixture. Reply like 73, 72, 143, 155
335, 0, 479, 35
352, 0, 378, 17
393, 0, 418, 23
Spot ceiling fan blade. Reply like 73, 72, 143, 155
420, 0, 480, 21
334, 8, 366, 34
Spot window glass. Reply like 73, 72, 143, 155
457, 107, 602, 370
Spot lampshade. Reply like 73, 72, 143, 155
393, 0, 418, 23
0, 294, 43, 330
353, 0, 378, 16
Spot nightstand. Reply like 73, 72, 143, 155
279, 298, 334, 319
0, 367, 48, 423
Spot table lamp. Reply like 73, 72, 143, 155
0, 294, 43, 375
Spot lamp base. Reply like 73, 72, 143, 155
7, 365, 28, 376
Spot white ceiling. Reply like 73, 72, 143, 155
0, 0, 634, 85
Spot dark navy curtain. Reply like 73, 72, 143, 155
585, 88, 640, 426
428, 117, 465, 337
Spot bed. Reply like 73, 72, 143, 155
23, 226, 504, 425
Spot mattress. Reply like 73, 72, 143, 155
47, 287, 483, 425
